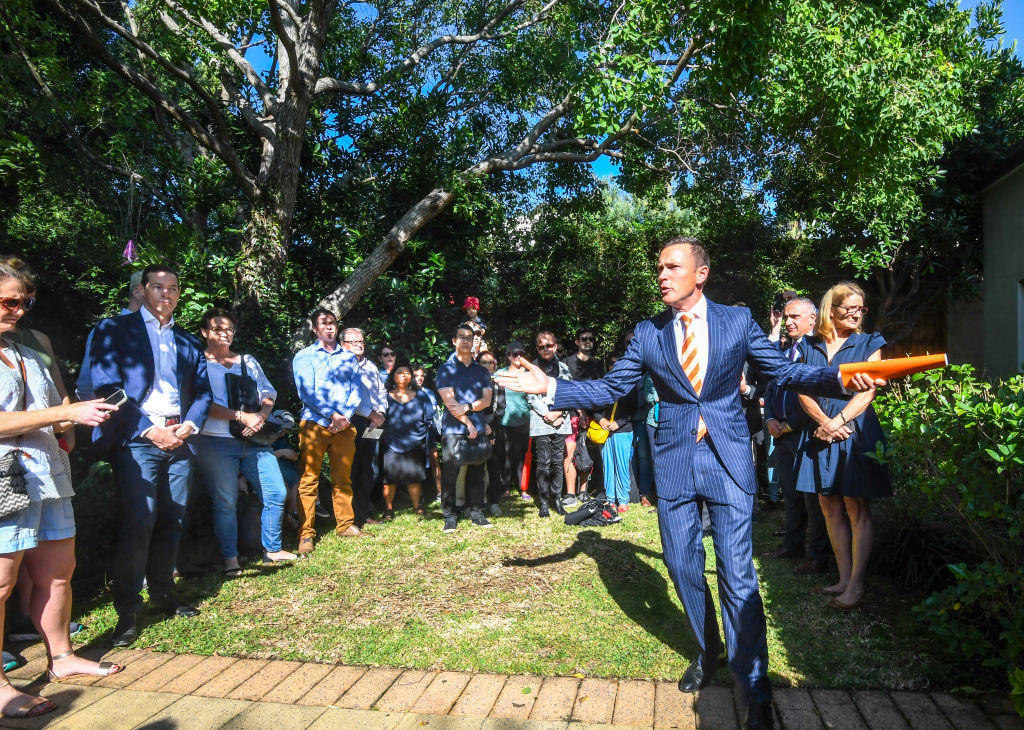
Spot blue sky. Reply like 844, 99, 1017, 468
591, 1, 1023, 180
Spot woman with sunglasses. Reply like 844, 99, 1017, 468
794, 282, 891, 610
192, 308, 296, 576
0, 262, 124, 718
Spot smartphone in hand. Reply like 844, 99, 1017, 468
103, 388, 128, 408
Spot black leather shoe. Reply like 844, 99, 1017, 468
743, 702, 774, 729
550, 500, 566, 516
152, 597, 200, 618
677, 647, 723, 693
111, 617, 137, 647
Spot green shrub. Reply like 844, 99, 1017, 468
874, 365, 1023, 699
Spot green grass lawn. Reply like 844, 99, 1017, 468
71, 497, 942, 690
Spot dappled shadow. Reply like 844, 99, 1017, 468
503, 529, 698, 660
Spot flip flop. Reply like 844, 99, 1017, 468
223, 567, 244, 577
46, 650, 124, 682
0, 681, 57, 718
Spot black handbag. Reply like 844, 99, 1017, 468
450, 433, 492, 466
225, 355, 282, 446
0, 344, 32, 520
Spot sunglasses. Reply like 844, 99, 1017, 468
537, 343, 555, 350
0, 296, 33, 313
579, 336, 595, 342
381, 351, 396, 357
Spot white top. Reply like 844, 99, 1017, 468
201, 354, 277, 437
673, 294, 709, 386
139, 305, 181, 420
0, 343, 74, 501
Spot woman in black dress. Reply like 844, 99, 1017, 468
380, 361, 434, 519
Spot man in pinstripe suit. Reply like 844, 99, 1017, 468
496, 238, 882, 730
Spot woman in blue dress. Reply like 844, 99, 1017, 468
380, 361, 434, 519
795, 282, 891, 610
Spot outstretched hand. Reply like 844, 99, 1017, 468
492, 357, 550, 394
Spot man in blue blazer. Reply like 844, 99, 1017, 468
89, 264, 212, 647
496, 238, 881, 730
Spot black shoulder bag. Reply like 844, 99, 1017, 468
225, 355, 282, 447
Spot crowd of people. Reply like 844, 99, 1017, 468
0, 246, 890, 727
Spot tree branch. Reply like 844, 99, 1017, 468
268, 0, 301, 91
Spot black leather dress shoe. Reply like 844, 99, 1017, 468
743, 702, 774, 729
550, 500, 567, 516
152, 597, 200, 618
111, 617, 137, 647
677, 648, 723, 693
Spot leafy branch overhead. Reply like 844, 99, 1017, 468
9, 0, 991, 332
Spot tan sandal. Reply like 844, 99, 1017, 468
0, 680, 57, 718
46, 650, 123, 682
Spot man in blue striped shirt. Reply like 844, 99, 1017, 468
292, 308, 369, 554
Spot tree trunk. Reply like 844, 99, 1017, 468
287, 186, 456, 349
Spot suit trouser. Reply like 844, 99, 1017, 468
502, 424, 530, 493
296, 420, 356, 538
775, 435, 830, 561
110, 440, 192, 616
351, 415, 382, 525
440, 434, 485, 517
485, 424, 507, 504
532, 433, 566, 506
656, 437, 771, 707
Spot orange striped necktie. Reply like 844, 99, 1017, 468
680, 313, 707, 442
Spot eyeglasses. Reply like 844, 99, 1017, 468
832, 304, 868, 316
208, 327, 235, 334
537, 343, 555, 350
342, 339, 363, 344
579, 336, 595, 342
0, 296, 33, 313
381, 351, 395, 357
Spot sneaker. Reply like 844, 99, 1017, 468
297, 537, 315, 555
2, 650, 20, 672
562, 494, 578, 507
538, 507, 550, 518
470, 511, 494, 529
488, 503, 502, 517
315, 502, 331, 518
443, 515, 458, 533
578, 491, 589, 503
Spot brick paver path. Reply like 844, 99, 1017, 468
2, 643, 1021, 729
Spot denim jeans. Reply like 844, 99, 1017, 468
193, 434, 287, 556
109, 439, 193, 616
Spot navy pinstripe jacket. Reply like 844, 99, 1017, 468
552, 300, 842, 498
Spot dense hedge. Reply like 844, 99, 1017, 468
873, 366, 1023, 709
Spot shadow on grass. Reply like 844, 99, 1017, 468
503, 529, 699, 661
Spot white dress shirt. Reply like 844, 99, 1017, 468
138, 306, 187, 432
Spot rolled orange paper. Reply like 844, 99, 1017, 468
839, 353, 948, 387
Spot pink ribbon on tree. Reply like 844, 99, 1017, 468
123, 239, 137, 263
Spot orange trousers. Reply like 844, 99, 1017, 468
296, 420, 357, 538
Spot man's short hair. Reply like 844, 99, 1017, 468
309, 307, 336, 330
341, 327, 363, 340
535, 330, 557, 344
575, 328, 595, 341
454, 323, 474, 339
129, 270, 144, 290
141, 263, 179, 287
785, 296, 817, 314
661, 236, 710, 269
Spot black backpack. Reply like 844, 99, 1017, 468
564, 492, 622, 527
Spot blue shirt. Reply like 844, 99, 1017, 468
382, 391, 434, 452
435, 356, 491, 435
292, 341, 362, 427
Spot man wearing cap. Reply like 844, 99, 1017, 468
292, 309, 369, 553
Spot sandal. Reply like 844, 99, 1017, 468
0, 682, 57, 718
223, 567, 243, 577
46, 650, 123, 683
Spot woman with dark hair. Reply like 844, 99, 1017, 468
192, 307, 295, 575
0, 261, 123, 718
380, 360, 434, 519
795, 282, 891, 610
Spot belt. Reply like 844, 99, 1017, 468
150, 415, 181, 428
